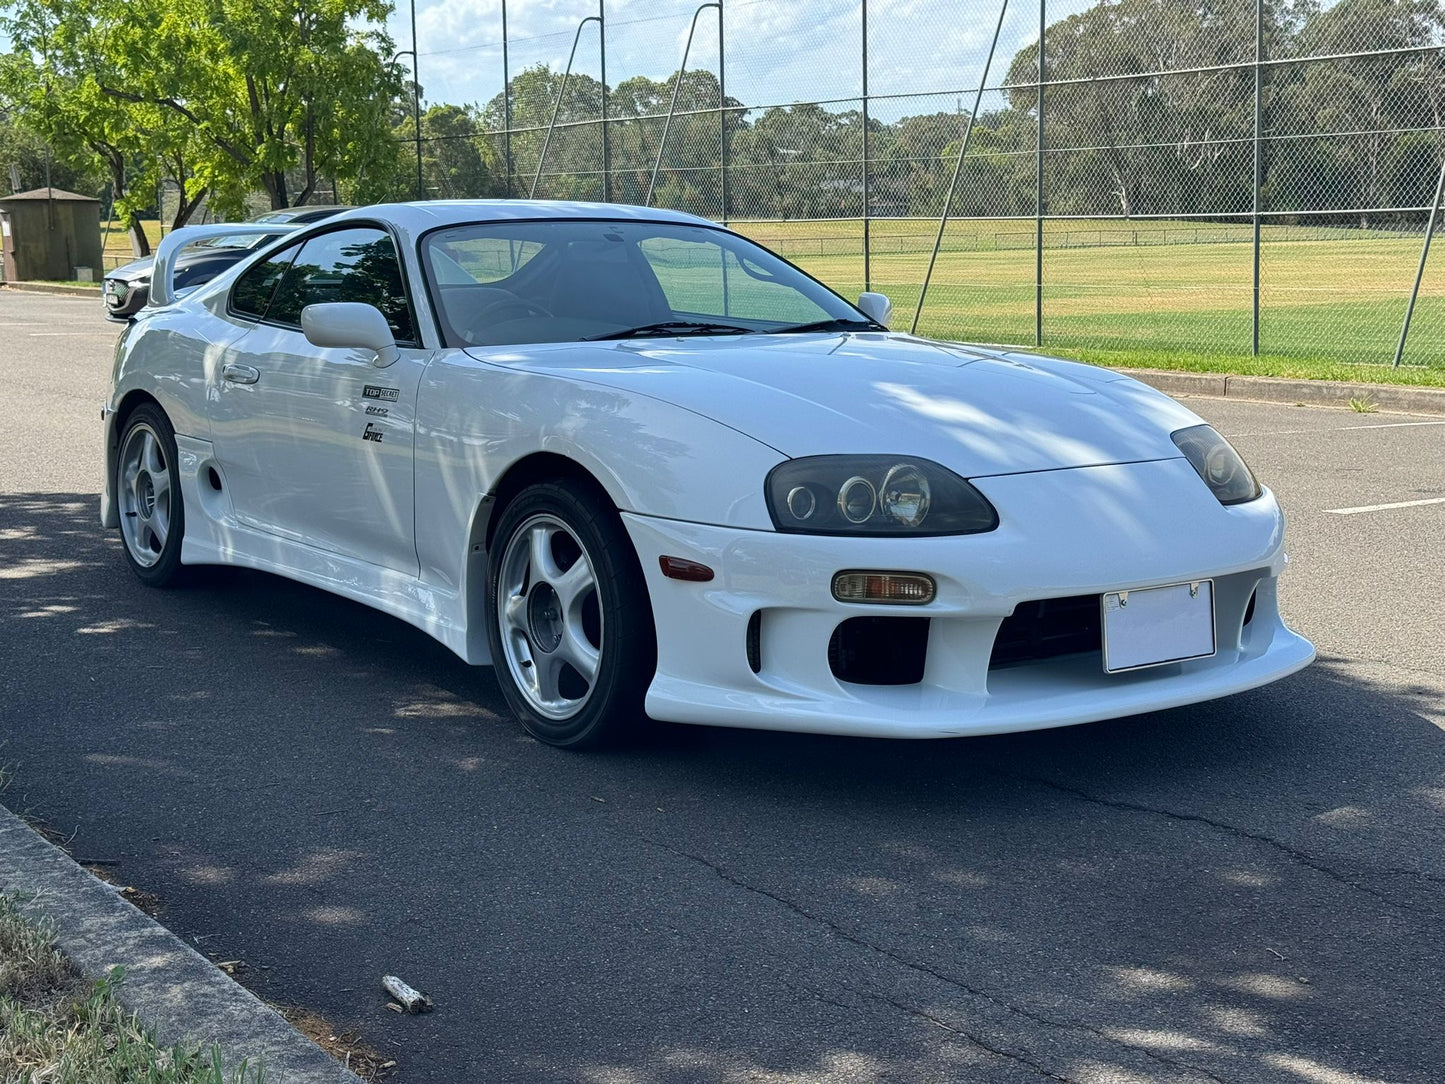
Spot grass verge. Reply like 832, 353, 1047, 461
1061, 346, 1445, 389
0, 893, 263, 1083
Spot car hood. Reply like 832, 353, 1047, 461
108, 257, 154, 282
464, 333, 1200, 478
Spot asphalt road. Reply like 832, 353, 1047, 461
2, 288, 1443, 1084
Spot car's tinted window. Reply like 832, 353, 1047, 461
267, 227, 415, 342
231, 242, 301, 319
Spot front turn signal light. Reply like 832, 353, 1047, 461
831, 571, 936, 605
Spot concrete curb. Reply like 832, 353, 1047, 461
1117, 367, 1445, 416
1, 281, 102, 298
0, 803, 362, 1084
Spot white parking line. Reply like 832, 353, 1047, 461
1337, 421, 1445, 430
1323, 498, 1445, 516
1229, 420, 1445, 437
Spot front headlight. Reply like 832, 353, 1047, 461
1171, 424, 1261, 505
766, 456, 998, 535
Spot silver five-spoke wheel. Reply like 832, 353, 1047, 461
496, 513, 604, 721
118, 422, 173, 568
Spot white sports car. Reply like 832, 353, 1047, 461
102, 200, 1314, 747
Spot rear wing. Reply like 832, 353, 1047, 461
148, 222, 300, 308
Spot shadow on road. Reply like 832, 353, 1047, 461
2, 493, 1442, 1083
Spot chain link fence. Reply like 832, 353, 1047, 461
409, 0, 1444, 365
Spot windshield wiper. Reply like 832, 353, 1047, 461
583, 321, 759, 341
771, 317, 884, 334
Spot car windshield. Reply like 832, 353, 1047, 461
421, 219, 869, 347
193, 232, 271, 251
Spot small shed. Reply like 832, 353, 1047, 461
0, 187, 104, 283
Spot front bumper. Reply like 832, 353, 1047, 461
623, 458, 1314, 738
102, 277, 146, 320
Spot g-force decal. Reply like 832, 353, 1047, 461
363, 385, 400, 402
362, 422, 385, 443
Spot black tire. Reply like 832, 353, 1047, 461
485, 481, 656, 749
115, 403, 187, 587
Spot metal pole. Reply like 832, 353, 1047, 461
502, 0, 513, 198
1252, 0, 1262, 355
1034, 0, 1044, 347
530, 17, 601, 199
718, 1, 728, 224
646, 4, 720, 206
1394, 152, 1445, 367
411, 0, 423, 200
911, 0, 1010, 335
600, 0, 610, 202
862, 0, 871, 291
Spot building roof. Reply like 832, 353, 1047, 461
0, 187, 101, 203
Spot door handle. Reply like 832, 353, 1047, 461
222, 363, 260, 385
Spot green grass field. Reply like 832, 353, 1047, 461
733, 218, 1445, 378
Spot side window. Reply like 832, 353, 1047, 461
638, 236, 829, 325
231, 243, 300, 319
266, 228, 416, 343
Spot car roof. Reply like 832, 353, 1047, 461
321, 199, 715, 236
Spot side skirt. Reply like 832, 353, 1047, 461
173, 434, 489, 666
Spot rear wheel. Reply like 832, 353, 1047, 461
486, 482, 655, 749
116, 404, 186, 587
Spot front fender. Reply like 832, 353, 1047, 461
414, 352, 786, 598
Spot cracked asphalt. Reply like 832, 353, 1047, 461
2, 288, 1443, 1084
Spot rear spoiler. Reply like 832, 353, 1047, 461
148, 222, 300, 308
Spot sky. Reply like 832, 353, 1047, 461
391, 0, 1103, 122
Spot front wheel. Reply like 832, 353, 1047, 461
116, 404, 187, 587
485, 482, 655, 749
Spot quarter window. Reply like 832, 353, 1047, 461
266, 228, 416, 342
231, 242, 300, 319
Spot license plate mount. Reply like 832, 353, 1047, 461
1101, 580, 1216, 673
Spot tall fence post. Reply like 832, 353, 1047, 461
719, 0, 728, 224
645, 3, 721, 206
1252, 0, 1263, 355
502, 0, 513, 199
600, 0, 611, 202
862, 0, 871, 292
529, 16, 602, 199
1034, 0, 1045, 347
911, 0, 1011, 335
410, 0, 423, 200
1394, 152, 1445, 367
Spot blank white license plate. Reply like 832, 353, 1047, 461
1101, 581, 1216, 673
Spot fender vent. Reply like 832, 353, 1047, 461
746, 611, 762, 674
828, 617, 929, 686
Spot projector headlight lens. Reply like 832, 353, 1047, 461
766, 456, 997, 535
1171, 425, 1262, 505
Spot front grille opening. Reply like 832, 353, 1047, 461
1243, 589, 1257, 627
745, 610, 762, 673
990, 594, 1102, 670
828, 617, 929, 686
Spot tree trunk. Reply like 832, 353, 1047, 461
170, 185, 209, 231
265, 170, 289, 209
99, 148, 150, 258
127, 212, 151, 258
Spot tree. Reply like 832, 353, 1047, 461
393, 103, 498, 200
0, 4, 187, 254
94, 0, 404, 213
0, 78, 105, 198
1279, 0, 1445, 223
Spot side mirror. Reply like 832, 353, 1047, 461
300, 302, 400, 368
856, 292, 892, 329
